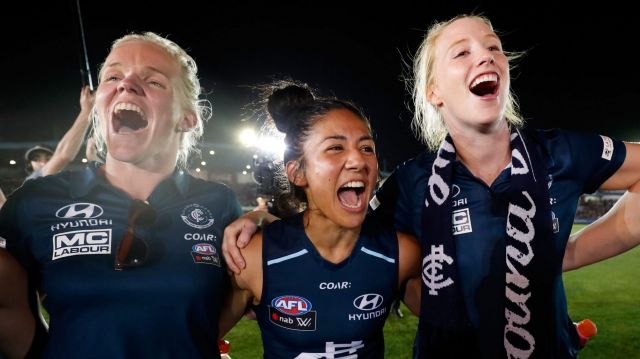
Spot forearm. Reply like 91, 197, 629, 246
564, 182, 640, 271
41, 109, 92, 176
218, 280, 253, 338
402, 276, 421, 316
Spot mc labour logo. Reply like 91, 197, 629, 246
422, 244, 454, 295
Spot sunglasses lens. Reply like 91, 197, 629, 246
114, 200, 155, 270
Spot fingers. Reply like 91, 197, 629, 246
222, 226, 242, 274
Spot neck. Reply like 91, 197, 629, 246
104, 157, 176, 200
449, 122, 512, 186
303, 210, 361, 264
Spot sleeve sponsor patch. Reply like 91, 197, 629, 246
600, 135, 613, 161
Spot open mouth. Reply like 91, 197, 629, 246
469, 73, 499, 97
113, 103, 148, 133
337, 181, 366, 209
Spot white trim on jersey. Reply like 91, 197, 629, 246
361, 247, 395, 263
267, 249, 309, 266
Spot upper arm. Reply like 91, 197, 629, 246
397, 231, 421, 315
0, 249, 35, 359
218, 232, 263, 337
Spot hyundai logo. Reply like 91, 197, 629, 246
55, 203, 104, 219
353, 293, 383, 311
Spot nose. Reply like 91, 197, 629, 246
478, 49, 495, 66
345, 148, 367, 171
117, 75, 143, 95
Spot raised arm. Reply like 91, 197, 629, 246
563, 142, 640, 271
222, 210, 279, 274
0, 249, 35, 359
600, 142, 640, 190
0, 188, 6, 210
564, 181, 640, 271
41, 85, 95, 176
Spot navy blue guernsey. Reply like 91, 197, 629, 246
255, 213, 398, 359
371, 129, 625, 358
0, 163, 242, 359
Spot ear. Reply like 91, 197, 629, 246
177, 110, 197, 132
285, 161, 307, 187
426, 84, 443, 107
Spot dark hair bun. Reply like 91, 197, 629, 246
267, 84, 314, 134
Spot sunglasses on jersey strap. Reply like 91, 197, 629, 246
114, 199, 157, 270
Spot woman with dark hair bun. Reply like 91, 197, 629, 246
219, 81, 420, 358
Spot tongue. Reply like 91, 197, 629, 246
118, 125, 137, 134
338, 189, 359, 207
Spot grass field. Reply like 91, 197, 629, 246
224, 224, 640, 358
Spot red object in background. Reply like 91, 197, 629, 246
218, 339, 230, 354
576, 319, 597, 348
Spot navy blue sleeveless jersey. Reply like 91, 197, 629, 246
0, 164, 242, 359
255, 213, 399, 359
371, 129, 625, 358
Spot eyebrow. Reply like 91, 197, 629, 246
447, 33, 501, 51
321, 134, 373, 143
102, 62, 169, 78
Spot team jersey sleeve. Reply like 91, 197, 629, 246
558, 130, 625, 193
538, 129, 625, 194
370, 160, 423, 237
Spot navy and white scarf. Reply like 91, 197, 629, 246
417, 129, 555, 358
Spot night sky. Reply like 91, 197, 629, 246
0, 1, 638, 173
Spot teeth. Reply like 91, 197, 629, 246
114, 102, 145, 118
471, 73, 498, 89
341, 181, 365, 189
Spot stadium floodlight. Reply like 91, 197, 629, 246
9, 160, 16, 165
237, 126, 286, 159
256, 133, 286, 159
238, 128, 257, 147
209, 150, 215, 155
201, 161, 206, 166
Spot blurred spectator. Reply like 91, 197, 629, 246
24, 85, 95, 181
0, 187, 5, 209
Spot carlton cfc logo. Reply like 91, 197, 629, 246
181, 204, 215, 229
55, 203, 104, 219
272, 295, 312, 316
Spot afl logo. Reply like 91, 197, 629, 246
192, 243, 216, 255
55, 203, 104, 219
272, 295, 312, 316
353, 293, 383, 311
181, 204, 215, 229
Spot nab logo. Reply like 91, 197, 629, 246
272, 295, 312, 316
192, 243, 216, 255
452, 208, 472, 235
353, 293, 383, 311
55, 203, 104, 219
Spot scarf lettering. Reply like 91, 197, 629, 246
504, 190, 536, 358
425, 139, 455, 207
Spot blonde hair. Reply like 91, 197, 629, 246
411, 15, 524, 151
91, 32, 211, 168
